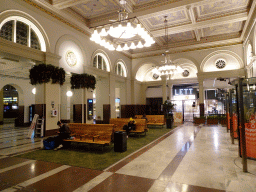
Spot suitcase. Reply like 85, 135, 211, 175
43, 137, 57, 150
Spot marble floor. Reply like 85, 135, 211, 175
0, 121, 256, 192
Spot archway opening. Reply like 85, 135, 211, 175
2, 85, 19, 124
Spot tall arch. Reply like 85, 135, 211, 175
0, 10, 50, 52
114, 59, 128, 77
91, 49, 111, 72
200, 50, 243, 72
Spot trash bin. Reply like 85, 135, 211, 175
114, 131, 127, 152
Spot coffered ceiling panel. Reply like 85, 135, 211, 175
195, 0, 250, 20
203, 21, 244, 37
140, 9, 189, 29
168, 31, 195, 43
71, 0, 120, 18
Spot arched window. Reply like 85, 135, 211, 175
0, 17, 44, 51
93, 54, 108, 71
115, 62, 126, 77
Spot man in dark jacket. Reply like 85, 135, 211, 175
54, 121, 70, 150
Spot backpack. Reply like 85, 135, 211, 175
43, 136, 57, 150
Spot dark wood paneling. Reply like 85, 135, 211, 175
121, 105, 135, 118
103, 104, 110, 124
136, 105, 147, 115
15, 105, 24, 126
84, 104, 86, 123
34, 104, 46, 118
73, 104, 82, 123
146, 98, 163, 115
45, 128, 58, 137
200, 103, 204, 117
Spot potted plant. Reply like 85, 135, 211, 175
29, 63, 65, 85
218, 115, 227, 125
163, 100, 175, 129
207, 115, 218, 124
193, 116, 206, 125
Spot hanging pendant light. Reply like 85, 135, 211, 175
155, 16, 183, 76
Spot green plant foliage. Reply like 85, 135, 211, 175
29, 63, 66, 85
194, 116, 205, 119
70, 73, 96, 90
163, 100, 175, 119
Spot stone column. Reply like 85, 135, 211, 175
109, 74, 115, 118
162, 75, 167, 103
0, 89, 3, 124
198, 79, 205, 116
167, 82, 173, 101
141, 83, 147, 105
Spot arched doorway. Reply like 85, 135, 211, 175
2, 84, 19, 124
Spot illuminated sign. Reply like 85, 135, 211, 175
3, 97, 18, 102
174, 88, 193, 95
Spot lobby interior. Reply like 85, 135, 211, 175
1, 0, 256, 191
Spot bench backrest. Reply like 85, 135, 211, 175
109, 118, 147, 132
135, 115, 165, 124
69, 123, 114, 136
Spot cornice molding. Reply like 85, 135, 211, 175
23, 0, 91, 36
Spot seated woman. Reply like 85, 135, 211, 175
123, 117, 136, 137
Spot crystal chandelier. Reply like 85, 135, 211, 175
90, 0, 155, 51
154, 16, 183, 76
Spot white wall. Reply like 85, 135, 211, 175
146, 87, 162, 98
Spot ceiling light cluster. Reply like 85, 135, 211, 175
90, 0, 155, 51
90, 19, 155, 51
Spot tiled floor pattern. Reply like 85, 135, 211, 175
0, 122, 256, 192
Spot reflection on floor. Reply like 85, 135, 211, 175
0, 122, 255, 192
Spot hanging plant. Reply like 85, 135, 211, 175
71, 73, 96, 90
29, 63, 66, 85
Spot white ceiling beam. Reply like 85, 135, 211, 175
241, 0, 256, 43
52, 0, 91, 9
186, 5, 201, 41
151, 12, 248, 37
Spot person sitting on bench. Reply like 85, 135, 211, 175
54, 121, 70, 151
123, 117, 136, 137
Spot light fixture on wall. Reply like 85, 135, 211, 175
66, 91, 73, 97
154, 16, 183, 76
32, 88, 36, 95
90, 0, 155, 51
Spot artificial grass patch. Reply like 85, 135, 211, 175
17, 127, 175, 170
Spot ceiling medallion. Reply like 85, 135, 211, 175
216, 59, 226, 69
182, 70, 190, 77
65, 51, 77, 67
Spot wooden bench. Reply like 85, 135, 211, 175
135, 115, 165, 128
109, 118, 148, 136
63, 123, 115, 149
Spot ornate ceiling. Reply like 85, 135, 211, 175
30, 0, 253, 58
